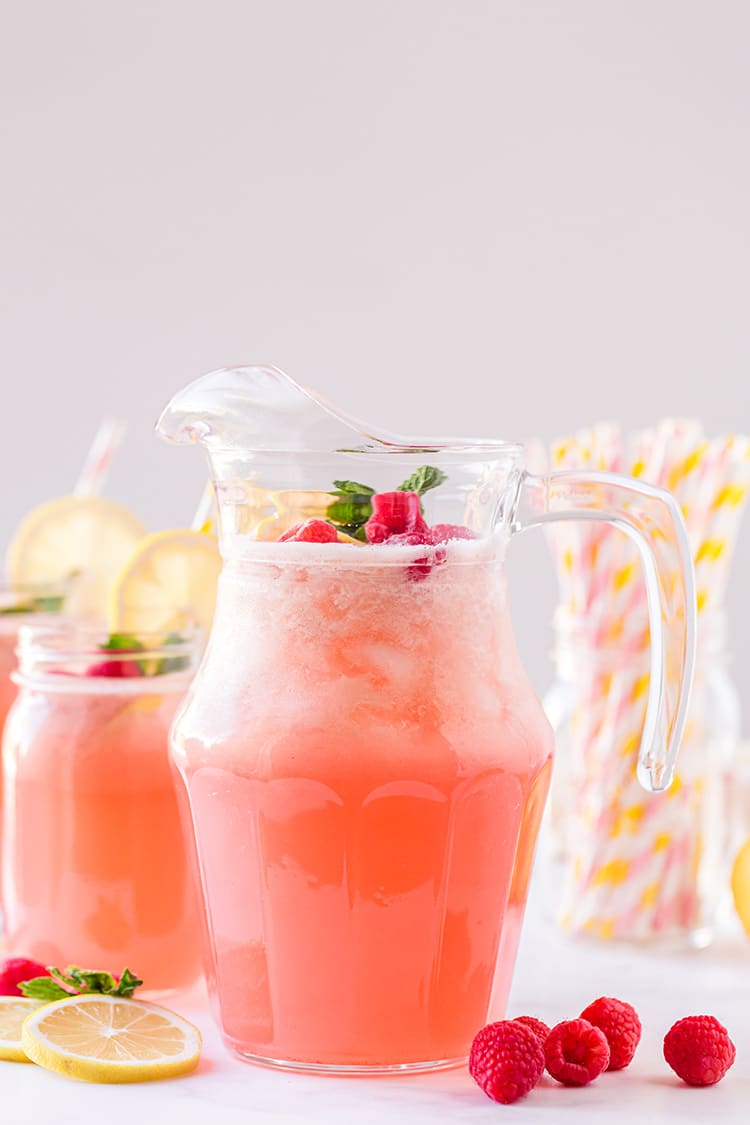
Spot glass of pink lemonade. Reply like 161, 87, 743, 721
1, 625, 203, 993
158, 365, 696, 1072
0, 582, 67, 724
0, 583, 68, 863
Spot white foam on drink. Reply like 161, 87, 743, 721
222, 532, 508, 568
181, 530, 552, 780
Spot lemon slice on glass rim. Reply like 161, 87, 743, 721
21, 994, 202, 1083
6, 496, 145, 619
731, 837, 750, 937
108, 529, 222, 639
0, 997, 46, 1062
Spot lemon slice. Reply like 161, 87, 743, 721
254, 490, 333, 541
254, 513, 301, 541
21, 995, 202, 1083
0, 997, 45, 1062
108, 530, 222, 637
7, 496, 145, 620
273, 489, 332, 513
731, 837, 750, 937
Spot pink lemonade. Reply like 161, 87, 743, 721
173, 539, 553, 1069
0, 602, 64, 853
0, 584, 68, 757
2, 637, 202, 992
0, 626, 20, 860
0, 626, 19, 733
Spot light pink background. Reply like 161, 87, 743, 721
2, 2, 749, 718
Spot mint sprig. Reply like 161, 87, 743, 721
331, 480, 376, 497
98, 632, 150, 675
0, 594, 65, 616
20, 965, 143, 1001
327, 481, 375, 540
326, 466, 447, 537
100, 632, 145, 653
155, 631, 191, 674
96, 633, 190, 676
396, 466, 448, 496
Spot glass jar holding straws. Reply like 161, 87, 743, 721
542, 421, 749, 946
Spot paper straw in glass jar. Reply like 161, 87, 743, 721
542, 419, 750, 941
73, 417, 127, 498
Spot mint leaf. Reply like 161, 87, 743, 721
327, 482, 376, 537
19, 977, 70, 1001
331, 480, 375, 496
98, 633, 152, 675
67, 968, 120, 993
31, 595, 65, 613
326, 467, 448, 537
0, 594, 65, 616
155, 632, 190, 675
114, 968, 143, 997
396, 466, 448, 496
100, 633, 145, 653
326, 496, 373, 536
20, 965, 143, 1000
99, 632, 190, 677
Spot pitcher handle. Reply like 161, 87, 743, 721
514, 469, 696, 793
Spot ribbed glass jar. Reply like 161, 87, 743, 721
544, 611, 739, 948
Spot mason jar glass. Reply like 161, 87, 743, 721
0, 582, 69, 882
0, 581, 68, 733
2, 624, 203, 992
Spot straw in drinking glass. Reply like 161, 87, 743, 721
73, 417, 127, 499
191, 481, 215, 533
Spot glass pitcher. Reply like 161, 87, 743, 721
157, 365, 695, 1074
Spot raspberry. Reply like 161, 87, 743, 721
663, 1015, 736, 1086
385, 532, 430, 547
469, 1020, 545, 1105
278, 519, 338, 543
544, 1018, 610, 1086
86, 658, 143, 678
0, 957, 49, 996
427, 523, 476, 543
580, 996, 642, 1070
383, 531, 444, 580
364, 492, 427, 543
514, 1015, 551, 1047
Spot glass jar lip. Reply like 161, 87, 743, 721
14, 622, 201, 692
0, 579, 70, 633
18, 621, 199, 653
0, 578, 69, 610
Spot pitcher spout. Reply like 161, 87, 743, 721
157, 364, 525, 546
157, 364, 398, 454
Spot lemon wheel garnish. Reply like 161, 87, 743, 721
254, 490, 333, 541
0, 998, 45, 1062
6, 496, 145, 619
254, 513, 302, 541
731, 837, 750, 937
272, 489, 332, 513
108, 529, 222, 637
21, 995, 202, 1083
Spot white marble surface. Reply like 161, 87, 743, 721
4, 862, 749, 1124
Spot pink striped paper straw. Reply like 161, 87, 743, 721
73, 418, 126, 498
191, 481, 215, 532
